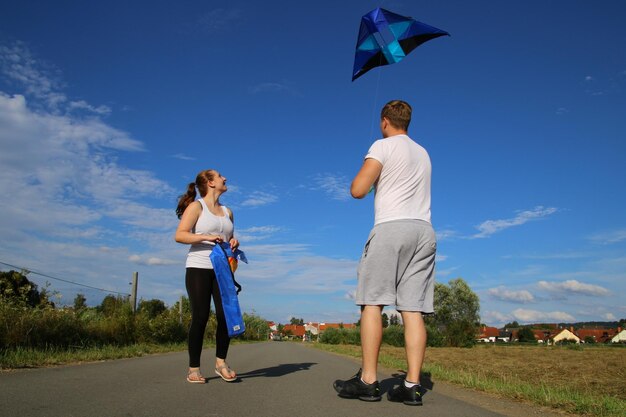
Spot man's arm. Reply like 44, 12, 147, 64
351, 158, 382, 199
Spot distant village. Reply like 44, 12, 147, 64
267, 321, 356, 341
267, 320, 626, 344
477, 323, 625, 344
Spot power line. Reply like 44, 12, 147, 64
0, 260, 130, 297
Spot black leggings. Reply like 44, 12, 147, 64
185, 268, 230, 367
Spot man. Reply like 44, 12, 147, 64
333, 100, 436, 406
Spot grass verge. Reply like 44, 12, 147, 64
312, 343, 626, 417
0, 342, 187, 369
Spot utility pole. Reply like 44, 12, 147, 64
130, 272, 138, 313
179, 295, 184, 324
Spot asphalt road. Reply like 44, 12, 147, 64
0, 342, 569, 417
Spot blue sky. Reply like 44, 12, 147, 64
1, 1, 625, 326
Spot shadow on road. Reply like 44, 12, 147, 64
381, 370, 435, 397
231, 362, 318, 380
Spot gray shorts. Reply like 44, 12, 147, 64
356, 219, 436, 313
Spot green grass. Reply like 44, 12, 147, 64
0, 342, 187, 369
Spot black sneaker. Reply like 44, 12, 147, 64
333, 369, 381, 402
387, 382, 423, 406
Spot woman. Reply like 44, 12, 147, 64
175, 169, 239, 383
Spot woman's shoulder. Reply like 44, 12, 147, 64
221, 205, 233, 220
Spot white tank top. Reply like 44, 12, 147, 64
185, 199, 234, 269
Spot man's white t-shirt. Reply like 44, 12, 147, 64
365, 134, 432, 225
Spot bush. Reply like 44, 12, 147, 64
320, 328, 360, 345
0, 291, 268, 350
242, 313, 269, 341
425, 320, 445, 347
383, 325, 404, 347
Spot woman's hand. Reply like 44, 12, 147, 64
229, 238, 239, 251
204, 234, 224, 244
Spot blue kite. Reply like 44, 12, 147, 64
352, 8, 450, 81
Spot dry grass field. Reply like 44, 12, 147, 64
314, 343, 626, 417
421, 344, 625, 401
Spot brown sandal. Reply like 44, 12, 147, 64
186, 369, 207, 384
215, 364, 237, 382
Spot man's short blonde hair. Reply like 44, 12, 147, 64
381, 100, 412, 131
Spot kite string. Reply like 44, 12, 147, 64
368, 55, 384, 140
367, 0, 388, 140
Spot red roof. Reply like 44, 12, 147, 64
576, 328, 615, 343
282, 324, 305, 337
477, 326, 499, 338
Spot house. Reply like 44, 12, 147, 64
282, 324, 306, 340
305, 322, 320, 336
532, 329, 554, 343
552, 328, 580, 344
498, 329, 512, 343
477, 326, 500, 342
576, 328, 616, 344
611, 328, 626, 343
305, 322, 357, 337
319, 323, 356, 331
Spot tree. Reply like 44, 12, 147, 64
390, 314, 400, 326
73, 293, 87, 311
290, 317, 304, 325
517, 327, 535, 343
382, 313, 389, 328
433, 278, 480, 347
98, 294, 127, 317
0, 270, 44, 307
504, 321, 520, 328
138, 299, 167, 319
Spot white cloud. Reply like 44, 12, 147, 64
129, 255, 179, 266
171, 153, 196, 161
240, 191, 278, 207
589, 229, 626, 245
556, 107, 569, 115
488, 287, 535, 303
511, 308, 575, 323
436, 229, 458, 241
585, 75, 594, 81
435, 266, 458, 277
537, 280, 610, 297
482, 310, 513, 325
68, 100, 111, 115
311, 173, 351, 201
235, 243, 358, 295
472, 206, 558, 238
0, 41, 66, 110
603, 313, 616, 321
237, 225, 283, 242
0, 43, 182, 301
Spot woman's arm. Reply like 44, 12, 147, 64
226, 207, 239, 251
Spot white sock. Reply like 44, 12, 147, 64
404, 380, 418, 388
360, 377, 371, 385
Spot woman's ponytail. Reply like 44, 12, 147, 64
176, 182, 197, 218
175, 170, 215, 218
